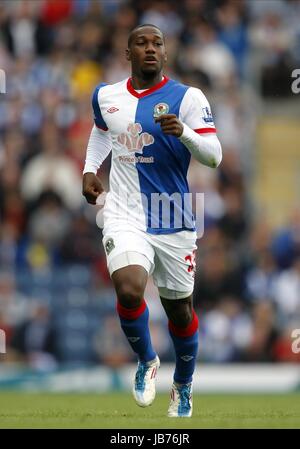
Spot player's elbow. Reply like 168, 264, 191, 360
208, 143, 222, 168
211, 151, 222, 168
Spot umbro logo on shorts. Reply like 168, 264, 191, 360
128, 337, 140, 343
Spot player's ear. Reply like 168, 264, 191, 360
126, 48, 131, 61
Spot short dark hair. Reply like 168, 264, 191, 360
127, 24, 164, 47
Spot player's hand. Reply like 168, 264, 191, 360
154, 114, 184, 137
82, 172, 104, 205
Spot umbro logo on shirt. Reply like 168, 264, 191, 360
107, 106, 119, 113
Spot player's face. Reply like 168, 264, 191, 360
127, 27, 167, 77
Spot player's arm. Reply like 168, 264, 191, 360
82, 125, 112, 204
83, 84, 112, 205
155, 88, 222, 168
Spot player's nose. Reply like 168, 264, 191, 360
145, 43, 156, 53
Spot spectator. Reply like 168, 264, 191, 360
20, 121, 83, 210
10, 302, 58, 371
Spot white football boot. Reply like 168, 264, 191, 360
132, 355, 160, 407
167, 382, 193, 417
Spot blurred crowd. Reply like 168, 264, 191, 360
0, 0, 300, 370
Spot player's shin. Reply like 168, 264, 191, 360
116, 299, 156, 362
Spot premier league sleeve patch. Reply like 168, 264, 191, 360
202, 107, 214, 123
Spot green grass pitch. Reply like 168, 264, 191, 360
0, 391, 299, 429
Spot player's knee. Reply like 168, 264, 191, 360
170, 306, 193, 328
178, 309, 193, 328
116, 282, 144, 309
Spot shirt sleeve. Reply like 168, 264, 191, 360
83, 125, 112, 174
179, 87, 217, 134
179, 125, 222, 168
92, 83, 109, 131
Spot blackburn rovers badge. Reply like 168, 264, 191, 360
153, 102, 169, 118
105, 238, 115, 255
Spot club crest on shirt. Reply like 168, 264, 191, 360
105, 238, 115, 255
153, 102, 169, 118
202, 107, 214, 123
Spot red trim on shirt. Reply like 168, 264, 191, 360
126, 76, 169, 98
194, 127, 216, 134
117, 299, 147, 320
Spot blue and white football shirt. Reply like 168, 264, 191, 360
92, 76, 216, 235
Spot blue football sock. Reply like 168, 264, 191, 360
117, 299, 156, 363
168, 310, 199, 384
